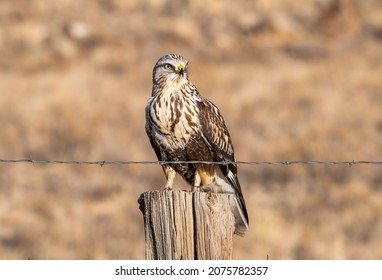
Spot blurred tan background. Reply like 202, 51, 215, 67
0, 0, 382, 259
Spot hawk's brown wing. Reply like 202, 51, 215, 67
197, 99, 236, 177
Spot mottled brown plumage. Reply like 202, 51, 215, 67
145, 54, 249, 236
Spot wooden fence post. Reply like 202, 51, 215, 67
138, 190, 235, 260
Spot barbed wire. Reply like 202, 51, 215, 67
0, 158, 381, 167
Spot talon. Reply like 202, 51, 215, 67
192, 185, 201, 192
163, 186, 172, 191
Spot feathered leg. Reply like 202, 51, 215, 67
192, 170, 201, 192
163, 165, 176, 190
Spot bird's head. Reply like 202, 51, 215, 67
152, 54, 189, 86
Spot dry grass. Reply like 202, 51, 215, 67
0, 0, 382, 259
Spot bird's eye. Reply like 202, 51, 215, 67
163, 64, 173, 70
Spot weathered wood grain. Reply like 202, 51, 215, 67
138, 190, 235, 260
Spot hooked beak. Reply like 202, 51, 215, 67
175, 64, 185, 76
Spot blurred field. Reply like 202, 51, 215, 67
0, 0, 382, 259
